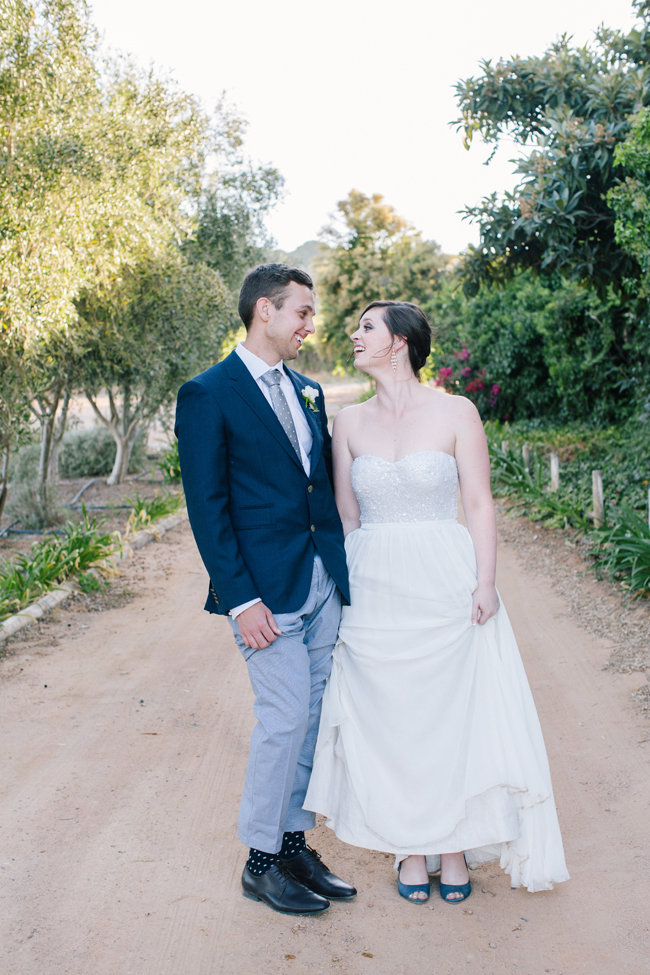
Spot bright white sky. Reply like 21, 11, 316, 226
89, 0, 637, 255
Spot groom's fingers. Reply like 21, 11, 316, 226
238, 603, 282, 649
265, 610, 282, 636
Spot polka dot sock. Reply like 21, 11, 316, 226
278, 830, 306, 861
246, 848, 277, 876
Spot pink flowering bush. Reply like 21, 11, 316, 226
433, 348, 501, 417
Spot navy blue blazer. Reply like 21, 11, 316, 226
174, 350, 350, 616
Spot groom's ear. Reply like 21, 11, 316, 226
256, 297, 272, 323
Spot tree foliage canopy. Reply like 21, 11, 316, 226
448, 1, 650, 419
315, 190, 445, 366
455, 0, 650, 291
0, 0, 283, 513
609, 104, 650, 281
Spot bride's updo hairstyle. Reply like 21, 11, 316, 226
360, 300, 432, 377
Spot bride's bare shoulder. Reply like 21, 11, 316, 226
422, 385, 477, 414
332, 401, 370, 434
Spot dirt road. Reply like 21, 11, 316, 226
1, 516, 648, 975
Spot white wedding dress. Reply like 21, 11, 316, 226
304, 450, 569, 891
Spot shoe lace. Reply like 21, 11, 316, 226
275, 858, 294, 878
305, 845, 327, 868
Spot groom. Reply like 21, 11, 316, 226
175, 264, 354, 915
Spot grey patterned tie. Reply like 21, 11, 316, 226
260, 368, 302, 460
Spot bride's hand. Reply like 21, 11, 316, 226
471, 583, 500, 626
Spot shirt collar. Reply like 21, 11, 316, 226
236, 342, 283, 381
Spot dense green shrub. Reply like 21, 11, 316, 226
59, 427, 147, 478
10, 442, 40, 482
426, 271, 631, 424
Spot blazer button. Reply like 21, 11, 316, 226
307, 484, 313, 493
310, 524, 316, 532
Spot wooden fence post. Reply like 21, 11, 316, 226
550, 451, 560, 492
592, 470, 604, 528
522, 444, 530, 473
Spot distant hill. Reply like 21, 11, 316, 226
266, 239, 331, 276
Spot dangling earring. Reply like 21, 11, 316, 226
391, 349, 397, 372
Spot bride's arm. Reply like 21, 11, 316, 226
332, 409, 361, 536
454, 398, 500, 625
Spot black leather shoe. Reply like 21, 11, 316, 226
241, 862, 330, 915
283, 846, 357, 900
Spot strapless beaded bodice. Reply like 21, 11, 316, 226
351, 450, 458, 524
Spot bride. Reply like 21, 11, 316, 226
304, 300, 569, 903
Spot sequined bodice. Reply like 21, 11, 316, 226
351, 450, 458, 524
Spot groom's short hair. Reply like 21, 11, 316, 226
238, 263, 314, 329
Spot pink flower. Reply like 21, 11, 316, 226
457, 348, 470, 361
461, 367, 472, 377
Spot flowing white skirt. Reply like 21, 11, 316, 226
305, 520, 569, 891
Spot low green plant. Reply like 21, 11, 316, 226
590, 507, 650, 597
0, 508, 120, 622
486, 414, 649, 515
158, 439, 181, 484
76, 570, 107, 594
488, 443, 591, 530
486, 416, 650, 597
125, 491, 184, 533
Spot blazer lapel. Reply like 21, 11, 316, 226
286, 368, 323, 470
224, 352, 306, 469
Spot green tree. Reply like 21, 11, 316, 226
0, 1, 215, 511
315, 190, 445, 366
452, 0, 650, 418
75, 95, 281, 484
75, 251, 228, 483
184, 99, 283, 295
455, 5, 649, 289
0, 332, 31, 518
609, 106, 650, 279
0, 0, 104, 518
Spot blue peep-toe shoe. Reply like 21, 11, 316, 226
397, 862, 430, 904
439, 879, 472, 903
439, 856, 471, 904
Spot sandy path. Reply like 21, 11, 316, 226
1, 520, 648, 975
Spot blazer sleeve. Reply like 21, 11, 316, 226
175, 378, 259, 612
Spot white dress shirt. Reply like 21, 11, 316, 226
230, 343, 314, 619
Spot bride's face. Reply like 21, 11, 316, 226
350, 309, 393, 372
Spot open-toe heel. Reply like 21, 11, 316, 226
439, 854, 471, 904
397, 862, 430, 904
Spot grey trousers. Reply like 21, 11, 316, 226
229, 555, 341, 853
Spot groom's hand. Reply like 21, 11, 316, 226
237, 602, 282, 650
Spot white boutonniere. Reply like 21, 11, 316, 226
301, 385, 320, 413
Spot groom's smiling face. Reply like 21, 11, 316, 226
263, 282, 316, 362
